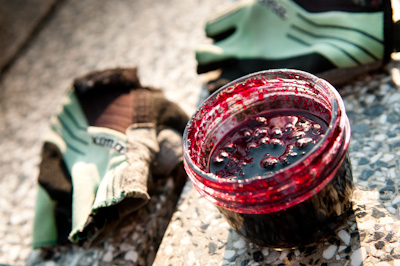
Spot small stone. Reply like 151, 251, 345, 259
322, 245, 337, 260
266, 250, 280, 263
294, 249, 300, 258
253, 251, 264, 262
338, 230, 351, 245
208, 242, 217, 254
124, 250, 138, 262
369, 152, 383, 164
43, 262, 57, 266
358, 157, 369, 165
350, 247, 367, 266
344, 246, 352, 253
223, 250, 236, 260
393, 195, 400, 205
359, 169, 374, 181
381, 153, 395, 162
102, 251, 113, 262
241, 259, 250, 266
376, 262, 392, 266
233, 238, 246, 249
371, 208, 385, 218
279, 249, 289, 261
363, 104, 385, 117
375, 241, 385, 250
368, 244, 377, 256
374, 231, 385, 241
385, 232, 394, 242
388, 207, 397, 214
262, 247, 270, 257
358, 219, 376, 230
164, 245, 173, 255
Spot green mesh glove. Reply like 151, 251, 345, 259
33, 68, 188, 247
196, 0, 398, 92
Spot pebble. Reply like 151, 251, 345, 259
387, 207, 397, 214
338, 230, 351, 245
322, 245, 337, 260
392, 195, 400, 205
223, 250, 236, 260
376, 262, 392, 266
350, 247, 367, 266
233, 238, 246, 249
265, 251, 280, 264
102, 251, 113, 262
124, 250, 139, 262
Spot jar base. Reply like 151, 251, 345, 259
217, 155, 353, 248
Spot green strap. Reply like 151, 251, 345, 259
32, 185, 58, 248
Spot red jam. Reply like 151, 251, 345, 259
209, 110, 327, 179
183, 70, 353, 248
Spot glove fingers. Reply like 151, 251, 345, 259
155, 95, 189, 135
204, 0, 250, 39
196, 44, 236, 74
152, 127, 184, 177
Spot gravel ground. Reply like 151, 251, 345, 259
2, 0, 400, 266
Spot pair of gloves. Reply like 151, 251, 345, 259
196, 0, 400, 93
33, 68, 188, 247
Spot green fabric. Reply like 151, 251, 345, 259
32, 185, 58, 248
44, 90, 128, 243
196, 0, 384, 68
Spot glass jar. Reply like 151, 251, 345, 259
183, 69, 353, 248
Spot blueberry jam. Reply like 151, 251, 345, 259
209, 110, 327, 180
183, 70, 353, 248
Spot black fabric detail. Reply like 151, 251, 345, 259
382, 0, 394, 62
38, 142, 72, 204
209, 27, 236, 42
293, 0, 384, 12
73, 67, 188, 134
296, 13, 383, 44
197, 53, 336, 78
394, 20, 400, 52
38, 142, 72, 244
73, 67, 141, 94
